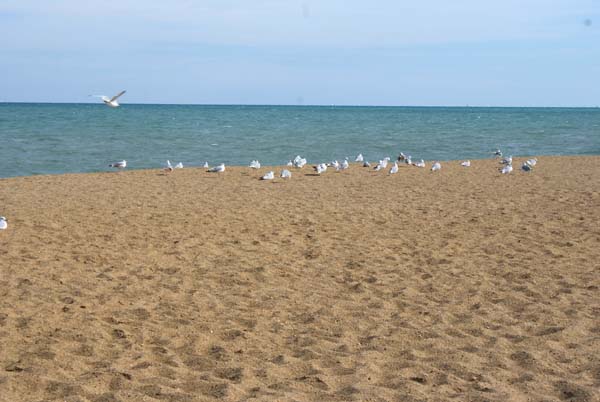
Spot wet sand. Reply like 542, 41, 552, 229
0, 156, 599, 401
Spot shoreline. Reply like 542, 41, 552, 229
0, 154, 591, 181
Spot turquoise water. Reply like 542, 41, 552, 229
1, 103, 599, 178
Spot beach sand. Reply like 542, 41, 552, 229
0, 156, 599, 401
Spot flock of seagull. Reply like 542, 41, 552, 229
0, 149, 538, 232
105, 148, 538, 181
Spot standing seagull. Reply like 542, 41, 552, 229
389, 162, 399, 175
280, 169, 292, 179
91, 90, 126, 108
355, 153, 364, 162
526, 158, 538, 167
501, 164, 513, 174
0, 217, 7, 230
109, 160, 127, 169
431, 161, 441, 172
164, 160, 174, 172
261, 171, 275, 180
208, 163, 225, 173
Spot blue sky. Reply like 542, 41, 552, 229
0, 0, 598, 106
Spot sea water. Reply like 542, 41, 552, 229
0, 103, 598, 178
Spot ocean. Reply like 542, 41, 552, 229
1, 103, 598, 178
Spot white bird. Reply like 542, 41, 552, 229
203, 161, 209, 168
501, 164, 513, 174
109, 160, 127, 169
374, 162, 383, 171
526, 158, 538, 166
431, 161, 441, 172
398, 152, 407, 161
493, 149, 503, 157
314, 163, 327, 175
363, 161, 371, 168
261, 171, 275, 180
208, 163, 225, 173
341, 159, 349, 170
414, 159, 426, 168
355, 153, 364, 162
287, 160, 294, 167
521, 163, 532, 172
293, 155, 307, 168
381, 157, 391, 168
389, 162, 399, 175
164, 160, 173, 172
461, 160, 471, 167
91, 90, 126, 108
405, 155, 412, 165
249, 160, 261, 169
0, 217, 7, 230
501, 155, 513, 165
329, 160, 340, 169
174, 162, 183, 169
280, 169, 292, 179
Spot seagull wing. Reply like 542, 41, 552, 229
110, 90, 126, 102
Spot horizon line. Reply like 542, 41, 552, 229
1, 101, 599, 109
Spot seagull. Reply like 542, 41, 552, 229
339, 159, 349, 171
261, 171, 275, 180
0, 217, 7, 230
521, 163, 532, 172
381, 157, 391, 168
405, 155, 412, 165
293, 155, 307, 168
501, 164, 513, 174
363, 161, 371, 168
389, 162, 399, 175
314, 163, 327, 175
174, 162, 183, 169
91, 90, 126, 108
249, 160, 261, 169
501, 155, 512, 165
414, 159, 426, 168
355, 153, 364, 162
398, 152, 407, 161
431, 161, 441, 172
208, 163, 225, 173
280, 169, 292, 179
164, 160, 173, 172
493, 149, 503, 157
526, 158, 538, 166
203, 161, 209, 168
287, 160, 294, 167
461, 160, 471, 167
109, 160, 127, 169
328, 160, 340, 169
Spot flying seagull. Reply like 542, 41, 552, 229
91, 90, 126, 108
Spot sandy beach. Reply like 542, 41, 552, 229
0, 156, 599, 401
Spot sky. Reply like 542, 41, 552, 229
0, 0, 598, 106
